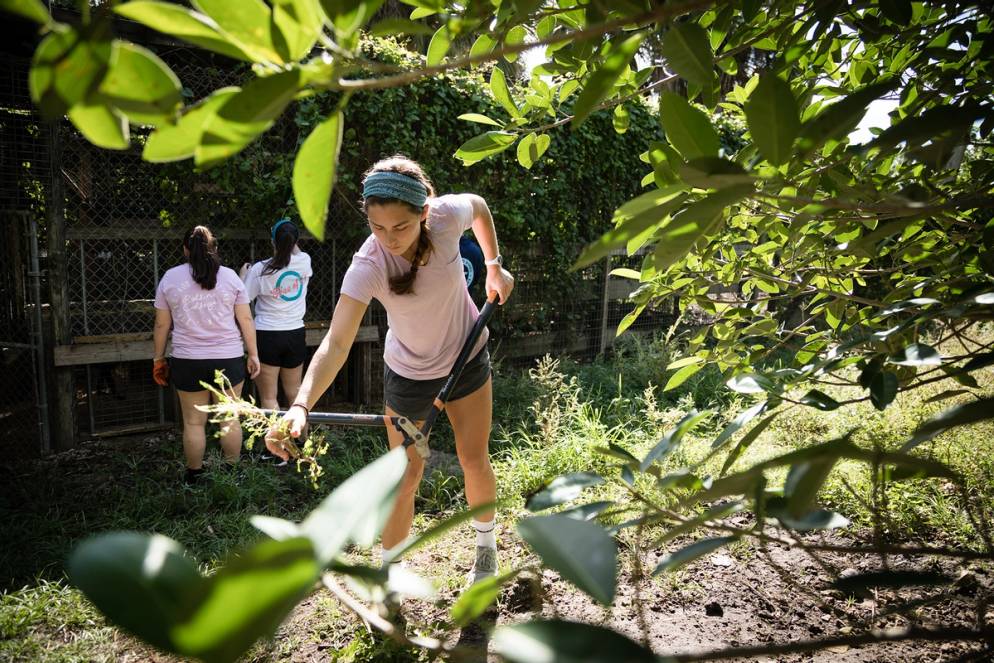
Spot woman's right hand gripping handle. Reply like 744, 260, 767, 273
265, 403, 309, 461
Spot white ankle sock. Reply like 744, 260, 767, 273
472, 518, 496, 548
380, 544, 404, 566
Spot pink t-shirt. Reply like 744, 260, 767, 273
340, 194, 489, 380
154, 264, 249, 360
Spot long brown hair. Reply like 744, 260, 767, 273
184, 225, 221, 290
362, 155, 435, 295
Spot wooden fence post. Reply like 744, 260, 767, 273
46, 123, 76, 450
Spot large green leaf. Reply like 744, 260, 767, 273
470, 32, 498, 61
68, 98, 129, 150
653, 536, 737, 574
293, 110, 343, 241
2, 0, 51, 24
796, 79, 896, 156
660, 22, 714, 88
769, 506, 850, 531
493, 620, 657, 663
503, 24, 528, 63
454, 131, 517, 166
888, 342, 941, 367
97, 41, 182, 126
640, 409, 711, 471
29, 26, 112, 120
144, 86, 239, 162
68, 532, 204, 653
516, 132, 551, 169
574, 185, 687, 269
450, 568, 520, 626
726, 373, 775, 394
869, 371, 898, 411
195, 69, 302, 168
193, 0, 282, 62
658, 91, 720, 160
302, 446, 407, 564
426, 24, 451, 65
113, 2, 252, 61
867, 105, 985, 153
69, 532, 319, 663
783, 457, 837, 516
250, 515, 302, 540
489, 66, 520, 118
903, 397, 994, 451
799, 389, 841, 411
744, 74, 799, 165
663, 362, 702, 391
517, 514, 617, 605
677, 157, 753, 189
171, 538, 318, 663
571, 32, 645, 127
271, 0, 323, 61
652, 183, 753, 272
457, 112, 503, 127
319, 0, 383, 41
527, 472, 604, 512
218, 70, 302, 124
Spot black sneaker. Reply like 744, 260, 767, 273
184, 468, 205, 485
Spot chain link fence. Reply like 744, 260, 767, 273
2, 35, 672, 452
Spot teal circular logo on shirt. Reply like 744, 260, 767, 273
275, 271, 303, 301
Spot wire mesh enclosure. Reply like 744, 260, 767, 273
2, 34, 671, 452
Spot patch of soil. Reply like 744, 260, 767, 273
280, 516, 993, 663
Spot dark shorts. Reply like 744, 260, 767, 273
169, 357, 246, 392
257, 328, 307, 368
384, 346, 492, 421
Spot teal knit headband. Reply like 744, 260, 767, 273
362, 171, 428, 209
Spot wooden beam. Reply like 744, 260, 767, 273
54, 326, 380, 366
66, 225, 321, 241
47, 123, 76, 451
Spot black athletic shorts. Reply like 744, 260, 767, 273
257, 327, 307, 368
383, 346, 492, 421
169, 356, 246, 392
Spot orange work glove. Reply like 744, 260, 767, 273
152, 358, 170, 386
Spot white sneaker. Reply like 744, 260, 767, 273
469, 545, 498, 585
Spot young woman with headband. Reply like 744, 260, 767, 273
241, 219, 313, 451
152, 225, 261, 484
267, 155, 514, 586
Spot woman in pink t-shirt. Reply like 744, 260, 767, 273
267, 155, 514, 585
152, 226, 261, 484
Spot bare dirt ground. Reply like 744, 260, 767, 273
270, 459, 993, 663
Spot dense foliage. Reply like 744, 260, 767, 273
5, 0, 994, 660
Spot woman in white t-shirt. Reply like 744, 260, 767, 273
265, 155, 514, 586
241, 219, 312, 412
